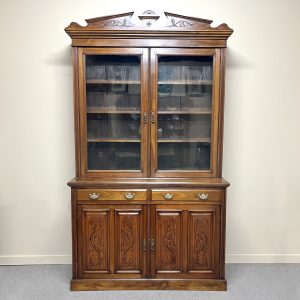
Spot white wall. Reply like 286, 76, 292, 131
0, 0, 300, 264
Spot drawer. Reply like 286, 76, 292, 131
151, 189, 223, 202
77, 189, 147, 201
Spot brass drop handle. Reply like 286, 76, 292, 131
198, 193, 209, 200
142, 238, 147, 251
124, 192, 135, 200
89, 192, 100, 200
150, 238, 155, 251
163, 193, 173, 200
151, 112, 155, 124
143, 112, 147, 124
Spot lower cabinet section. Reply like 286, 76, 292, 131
77, 205, 147, 278
73, 188, 226, 290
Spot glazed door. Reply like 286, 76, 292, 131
77, 204, 148, 278
78, 48, 149, 177
150, 48, 221, 177
150, 204, 220, 279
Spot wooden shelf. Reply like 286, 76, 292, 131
158, 80, 212, 85
158, 110, 211, 115
88, 138, 140, 143
158, 138, 211, 143
87, 108, 141, 114
86, 79, 140, 85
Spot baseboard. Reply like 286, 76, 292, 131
226, 254, 300, 263
0, 255, 72, 265
1, 254, 300, 265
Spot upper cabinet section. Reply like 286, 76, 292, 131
65, 11, 233, 48
66, 11, 232, 178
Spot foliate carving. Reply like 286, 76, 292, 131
168, 18, 193, 27
104, 18, 132, 28
162, 217, 177, 268
194, 218, 210, 267
88, 216, 105, 268
120, 217, 135, 267
143, 10, 156, 15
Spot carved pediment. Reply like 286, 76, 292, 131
65, 10, 233, 37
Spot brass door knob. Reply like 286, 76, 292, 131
88, 192, 100, 200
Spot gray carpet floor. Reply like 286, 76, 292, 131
0, 264, 299, 300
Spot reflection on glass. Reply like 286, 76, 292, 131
157, 56, 213, 171
88, 142, 140, 170
158, 142, 210, 170
85, 55, 141, 171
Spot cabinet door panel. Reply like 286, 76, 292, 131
150, 48, 220, 178
80, 208, 110, 274
188, 210, 218, 274
115, 209, 144, 273
151, 207, 184, 277
78, 48, 149, 178
78, 204, 147, 278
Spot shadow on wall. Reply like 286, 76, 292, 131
226, 48, 254, 70
42, 46, 73, 68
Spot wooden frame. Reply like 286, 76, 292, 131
66, 10, 232, 291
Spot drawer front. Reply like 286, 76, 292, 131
151, 189, 223, 202
77, 189, 147, 201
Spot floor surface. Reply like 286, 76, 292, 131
0, 264, 299, 300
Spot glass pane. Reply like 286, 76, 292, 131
157, 56, 213, 171
85, 55, 141, 171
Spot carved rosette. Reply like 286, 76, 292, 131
120, 217, 135, 267
162, 217, 177, 268
194, 218, 209, 268
88, 217, 105, 268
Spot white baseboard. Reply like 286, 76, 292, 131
0, 255, 72, 265
1, 254, 300, 265
226, 254, 300, 263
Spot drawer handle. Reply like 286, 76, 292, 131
198, 193, 209, 200
163, 193, 173, 200
124, 192, 135, 200
88, 192, 100, 200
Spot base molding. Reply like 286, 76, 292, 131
71, 278, 227, 291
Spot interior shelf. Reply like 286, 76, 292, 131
158, 110, 211, 115
88, 138, 141, 143
158, 138, 211, 143
87, 108, 141, 114
86, 79, 140, 85
158, 80, 212, 85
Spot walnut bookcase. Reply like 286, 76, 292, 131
65, 10, 233, 291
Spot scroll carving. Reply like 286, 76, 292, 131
193, 218, 209, 268
104, 19, 132, 28
88, 217, 105, 268
120, 217, 135, 267
168, 18, 193, 27
162, 217, 177, 268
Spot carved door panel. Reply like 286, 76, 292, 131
150, 204, 220, 279
114, 208, 146, 274
78, 204, 147, 278
150, 206, 184, 278
186, 205, 220, 278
